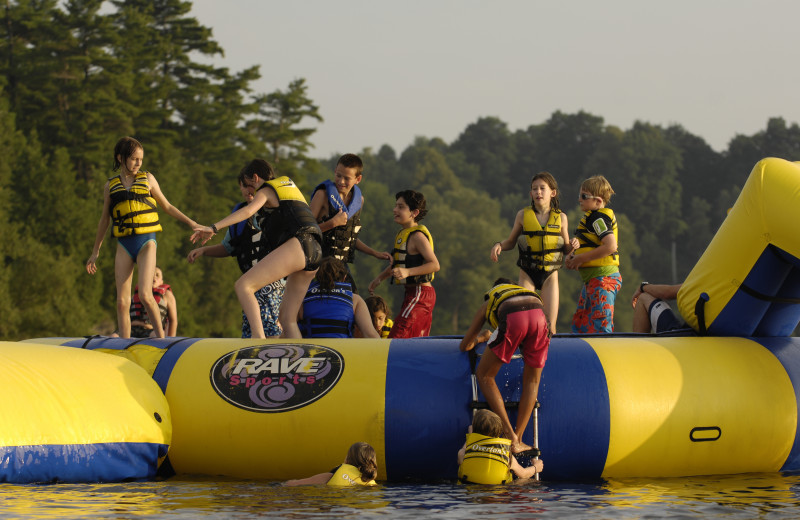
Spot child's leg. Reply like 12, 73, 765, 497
235, 238, 306, 339
114, 244, 136, 339
518, 269, 536, 292
475, 349, 517, 445
540, 271, 559, 334
135, 241, 164, 338
279, 269, 317, 339
514, 364, 543, 448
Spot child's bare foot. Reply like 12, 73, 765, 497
512, 441, 533, 454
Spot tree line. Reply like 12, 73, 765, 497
2, 0, 799, 340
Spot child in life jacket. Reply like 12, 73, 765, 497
86, 136, 196, 339
368, 190, 440, 338
309, 153, 391, 291
191, 160, 322, 339
187, 170, 284, 338
129, 266, 177, 337
366, 295, 393, 338
565, 175, 621, 333
460, 278, 550, 454
490, 172, 572, 334
298, 257, 379, 338
458, 409, 542, 484
284, 442, 378, 486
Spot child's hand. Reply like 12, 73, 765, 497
392, 267, 409, 282
330, 209, 348, 228
476, 329, 493, 344
85, 254, 99, 275
565, 252, 582, 270
570, 237, 580, 250
490, 242, 502, 262
187, 248, 204, 263
375, 250, 392, 261
191, 226, 214, 245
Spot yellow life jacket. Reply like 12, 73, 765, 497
391, 225, 434, 285
380, 318, 394, 339
574, 207, 619, 268
108, 171, 162, 237
264, 176, 307, 203
517, 207, 564, 271
458, 432, 514, 485
327, 463, 377, 486
484, 283, 541, 329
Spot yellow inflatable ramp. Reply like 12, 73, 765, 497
678, 157, 800, 336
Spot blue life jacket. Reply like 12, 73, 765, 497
300, 280, 355, 338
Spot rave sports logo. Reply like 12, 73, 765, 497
210, 344, 344, 413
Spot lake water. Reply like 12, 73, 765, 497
2, 472, 800, 519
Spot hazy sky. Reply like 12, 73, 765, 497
190, 0, 800, 158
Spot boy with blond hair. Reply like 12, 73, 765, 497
565, 175, 622, 333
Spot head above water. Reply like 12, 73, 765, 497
472, 409, 504, 438
345, 442, 378, 482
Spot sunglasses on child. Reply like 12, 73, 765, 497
580, 193, 600, 200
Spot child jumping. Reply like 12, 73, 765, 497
490, 171, 572, 334
191, 159, 321, 339
86, 136, 196, 339
368, 190, 439, 338
460, 278, 550, 454
457, 409, 543, 484
284, 442, 378, 486
565, 175, 621, 333
187, 170, 285, 338
309, 153, 390, 291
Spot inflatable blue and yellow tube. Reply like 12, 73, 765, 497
0, 341, 171, 483
28, 333, 800, 481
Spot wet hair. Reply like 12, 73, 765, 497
345, 442, 378, 482
472, 409, 504, 438
238, 159, 275, 185
315, 257, 348, 292
337, 153, 364, 176
113, 136, 143, 171
531, 171, 561, 212
492, 277, 514, 287
395, 190, 428, 222
580, 175, 615, 205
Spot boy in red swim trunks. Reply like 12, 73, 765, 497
460, 278, 550, 454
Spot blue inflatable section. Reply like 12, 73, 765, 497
0, 443, 168, 484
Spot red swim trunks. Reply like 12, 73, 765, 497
488, 308, 549, 368
388, 285, 436, 338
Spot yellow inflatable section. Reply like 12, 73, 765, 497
678, 157, 800, 336
0, 342, 171, 483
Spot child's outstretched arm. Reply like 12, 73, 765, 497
86, 182, 112, 275
368, 263, 393, 295
491, 209, 524, 262
356, 239, 392, 261
284, 472, 333, 486
187, 244, 229, 263
147, 173, 197, 229
459, 303, 489, 351
192, 190, 268, 245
